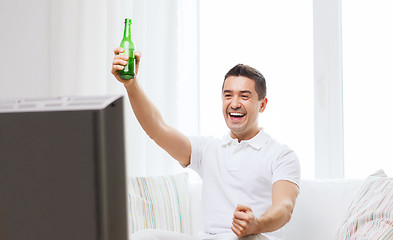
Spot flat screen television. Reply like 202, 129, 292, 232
0, 95, 128, 240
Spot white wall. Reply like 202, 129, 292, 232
0, 0, 51, 99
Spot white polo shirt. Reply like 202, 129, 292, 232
188, 129, 301, 240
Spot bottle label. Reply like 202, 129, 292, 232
123, 49, 134, 72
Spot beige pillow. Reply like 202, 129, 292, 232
128, 173, 192, 235
335, 169, 393, 239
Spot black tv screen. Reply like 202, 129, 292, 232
0, 95, 128, 240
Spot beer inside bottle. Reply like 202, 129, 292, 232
118, 18, 135, 80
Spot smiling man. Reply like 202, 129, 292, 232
112, 50, 301, 240
222, 70, 267, 141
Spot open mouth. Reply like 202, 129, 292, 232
229, 112, 246, 118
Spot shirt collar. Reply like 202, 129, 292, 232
220, 129, 269, 150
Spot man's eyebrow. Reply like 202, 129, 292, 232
240, 90, 252, 94
222, 90, 252, 94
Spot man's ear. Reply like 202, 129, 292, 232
259, 98, 268, 113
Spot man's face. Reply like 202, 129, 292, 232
222, 76, 267, 141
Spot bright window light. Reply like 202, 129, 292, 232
342, 0, 393, 177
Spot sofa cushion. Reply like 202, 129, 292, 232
128, 173, 192, 235
335, 169, 393, 239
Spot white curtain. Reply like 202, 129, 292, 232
40, 0, 199, 177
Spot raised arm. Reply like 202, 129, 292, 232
231, 180, 299, 237
111, 48, 191, 167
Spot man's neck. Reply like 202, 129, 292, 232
230, 128, 262, 142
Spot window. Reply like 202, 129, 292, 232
342, 0, 393, 177
200, 0, 314, 178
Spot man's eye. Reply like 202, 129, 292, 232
224, 94, 231, 98
241, 95, 250, 99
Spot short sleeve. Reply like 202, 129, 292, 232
187, 136, 204, 177
271, 146, 301, 187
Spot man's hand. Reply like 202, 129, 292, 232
231, 181, 299, 236
231, 204, 260, 237
111, 47, 141, 84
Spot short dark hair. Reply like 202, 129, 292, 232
223, 64, 266, 100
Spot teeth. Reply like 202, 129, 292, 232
229, 112, 245, 117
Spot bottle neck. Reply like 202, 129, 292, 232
123, 20, 132, 39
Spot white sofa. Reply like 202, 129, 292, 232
129, 171, 393, 239
189, 179, 364, 240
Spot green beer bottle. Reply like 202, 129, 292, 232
118, 18, 135, 80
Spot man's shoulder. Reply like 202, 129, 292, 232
259, 131, 288, 149
260, 132, 296, 160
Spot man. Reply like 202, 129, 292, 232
112, 48, 300, 240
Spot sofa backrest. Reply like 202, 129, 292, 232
283, 179, 363, 240
189, 179, 364, 239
